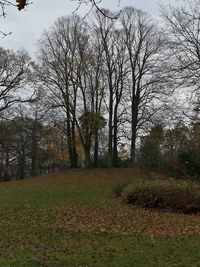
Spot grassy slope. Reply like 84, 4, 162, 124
0, 169, 200, 266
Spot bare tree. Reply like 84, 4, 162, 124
37, 15, 93, 168
88, 38, 107, 167
0, 47, 32, 114
73, 32, 106, 167
38, 15, 107, 167
94, 10, 120, 166
120, 7, 166, 165
162, 1, 200, 90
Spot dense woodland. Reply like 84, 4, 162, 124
1, 2, 200, 181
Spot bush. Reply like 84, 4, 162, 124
113, 182, 130, 198
121, 179, 200, 214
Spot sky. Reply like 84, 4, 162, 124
0, 0, 181, 57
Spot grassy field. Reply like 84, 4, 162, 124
1, 168, 200, 266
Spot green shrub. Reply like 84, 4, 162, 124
121, 179, 200, 214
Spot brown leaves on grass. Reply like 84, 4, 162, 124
40, 204, 200, 238
3, 202, 200, 238
1, 168, 200, 238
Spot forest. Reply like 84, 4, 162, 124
0, 2, 200, 181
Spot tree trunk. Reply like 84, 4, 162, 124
84, 148, 91, 168
93, 130, 99, 167
66, 107, 74, 169
108, 92, 113, 167
113, 108, 119, 167
18, 147, 25, 179
71, 118, 78, 168
31, 133, 37, 177
130, 102, 138, 166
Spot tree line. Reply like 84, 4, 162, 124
139, 122, 200, 179
1, 2, 200, 180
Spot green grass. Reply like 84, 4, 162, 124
1, 230, 200, 267
0, 169, 200, 266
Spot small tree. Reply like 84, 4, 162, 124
139, 124, 164, 169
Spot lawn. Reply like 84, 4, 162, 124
1, 168, 200, 266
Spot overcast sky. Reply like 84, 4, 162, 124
0, 0, 180, 57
